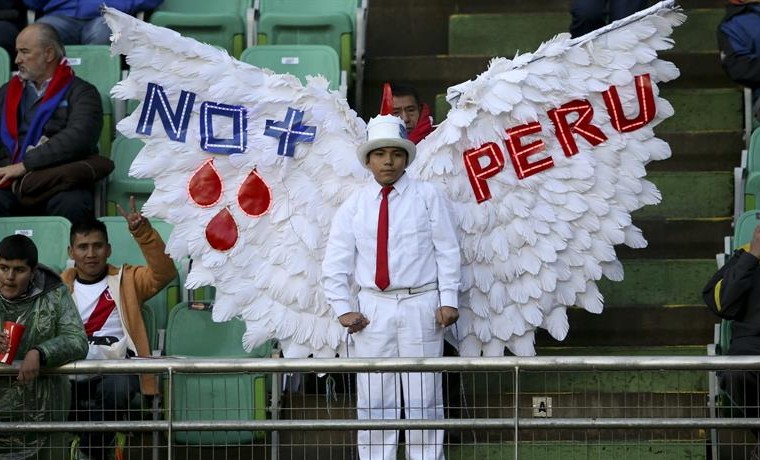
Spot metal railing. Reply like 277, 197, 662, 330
2, 355, 760, 459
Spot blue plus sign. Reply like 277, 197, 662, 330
263, 107, 317, 157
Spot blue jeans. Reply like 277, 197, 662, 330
570, 0, 650, 38
36, 14, 111, 45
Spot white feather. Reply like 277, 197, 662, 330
102, 1, 683, 359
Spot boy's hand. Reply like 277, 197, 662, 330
339, 312, 369, 334
436, 306, 459, 327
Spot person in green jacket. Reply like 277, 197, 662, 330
0, 233, 88, 460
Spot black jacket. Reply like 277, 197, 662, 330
0, 75, 103, 171
704, 247, 760, 355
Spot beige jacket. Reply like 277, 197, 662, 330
62, 220, 177, 395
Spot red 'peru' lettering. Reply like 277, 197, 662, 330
463, 73, 657, 203
603, 73, 656, 133
505, 121, 552, 180
463, 142, 505, 204
547, 99, 607, 157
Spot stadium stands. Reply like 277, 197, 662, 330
149, 0, 253, 58
65, 45, 123, 159
164, 301, 271, 444
0, 47, 9, 84
107, 136, 153, 217
254, 0, 367, 107
240, 44, 345, 94
0, 216, 71, 272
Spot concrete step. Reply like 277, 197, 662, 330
658, 88, 743, 133
536, 306, 716, 348
616, 218, 730, 259
447, 441, 707, 460
597, 258, 718, 307
652, 131, 742, 172
365, 0, 728, 59
672, 8, 725, 53
426, 86, 742, 135
634, 171, 733, 219
448, 12, 570, 56
447, 9, 723, 56
362, 50, 736, 114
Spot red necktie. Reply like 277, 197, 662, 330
375, 186, 393, 290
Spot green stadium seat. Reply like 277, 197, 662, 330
164, 302, 271, 444
65, 45, 122, 159
733, 210, 760, 249
746, 128, 760, 172
107, 136, 154, 217
98, 216, 179, 333
256, 0, 359, 79
149, 0, 252, 58
0, 47, 9, 83
0, 216, 71, 272
240, 44, 343, 92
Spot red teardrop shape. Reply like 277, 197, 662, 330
189, 159, 223, 207
238, 169, 273, 217
205, 208, 238, 251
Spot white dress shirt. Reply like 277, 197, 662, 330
322, 173, 461, 317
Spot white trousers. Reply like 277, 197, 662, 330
353, 289, 445, 460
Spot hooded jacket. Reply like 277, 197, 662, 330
61, 220, 177, 395
0, 265, 88, 459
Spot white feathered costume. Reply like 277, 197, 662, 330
102, 0, 684, 358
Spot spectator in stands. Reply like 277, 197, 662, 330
0, 23, 103, 223
703, 224, 760, 459
0, 234, 88, 459
0, 1, 26, 62
718, 0, 760, 123
62, 197, 177, 460
569, 0, 649, 38
323, 114, 460, 460
390, 83, 434, 144
23, 0, 162, 45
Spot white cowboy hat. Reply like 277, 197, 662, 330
356, 115, 417, 168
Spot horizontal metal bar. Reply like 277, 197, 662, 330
2, 355, 760, 375
3, 418, 760, 432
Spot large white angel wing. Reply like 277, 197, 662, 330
104, 0, 682, 359
408, 0, 684, 356
103, 8, 368, 357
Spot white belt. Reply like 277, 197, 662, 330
363, 282, 438, 296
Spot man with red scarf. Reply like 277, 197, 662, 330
0, 22, 102, 222
390, 83, 434, 145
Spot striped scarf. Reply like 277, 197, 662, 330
0, 60, 74, 164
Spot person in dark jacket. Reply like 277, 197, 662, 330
389, 83, 434, 145
0, 22, 102, 222
0, 234, 88, 459
569, 0, 649, 38
0, 1, 26, 64
718, 0, 760, 123
704, 224, 760, 459
24, 0, 162, 45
